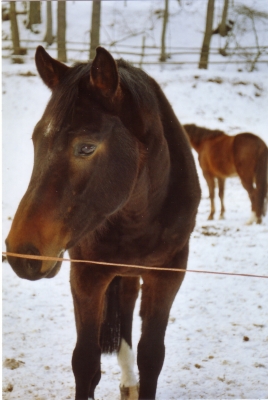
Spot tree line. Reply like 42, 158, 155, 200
8, 1, 101, 62
6, 0, 268, 70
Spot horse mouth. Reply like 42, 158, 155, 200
44, 251, 64, 279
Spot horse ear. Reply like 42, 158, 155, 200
35, 46, 69, 90
90, 47, 119, 97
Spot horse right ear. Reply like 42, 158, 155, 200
35, 46, 69, 90
90, 47, 119, 98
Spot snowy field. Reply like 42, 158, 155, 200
2, 1, 268, 399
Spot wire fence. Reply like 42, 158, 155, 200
3, 252, 268, 279
2, 38, 268, 68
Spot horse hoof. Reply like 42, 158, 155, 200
246, 211, 259, 225
120, 385, 139, 400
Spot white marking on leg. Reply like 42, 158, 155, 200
246, 211, 258, 225
117, 339, 137, 388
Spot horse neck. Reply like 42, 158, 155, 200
122, 138, 171, 227
188, 131, 207, 153
183, 130, 198, 152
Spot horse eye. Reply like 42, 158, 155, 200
77, 144, 96, 156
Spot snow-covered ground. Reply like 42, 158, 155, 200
2, 1, 268, 399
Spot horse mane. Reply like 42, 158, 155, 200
184, 124, 225, 146
117, 59, 158, 112
43, 59, 158, 135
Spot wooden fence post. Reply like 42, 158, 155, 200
139, 36, 146, 68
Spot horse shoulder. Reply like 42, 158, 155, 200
197, 144, 210, 171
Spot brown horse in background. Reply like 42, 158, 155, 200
184, 124, 268, 224
5, 47, 200, 400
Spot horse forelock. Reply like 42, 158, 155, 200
42, 63, 92, 138
41, 60, 157, 140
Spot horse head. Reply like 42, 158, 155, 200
6, 47, 142, 280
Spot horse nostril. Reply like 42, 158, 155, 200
24, 256, 40, 273
23, 245, 41, 274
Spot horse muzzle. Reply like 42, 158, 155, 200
5, 240, 63, 281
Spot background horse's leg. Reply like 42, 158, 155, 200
137, 246, 188, 400
238, 177, 257, 224
254, 146, 268, 223
217, 177, 226, 219
203, 172, 215, 220
117, 277, 140, 400
233, 134, 267, 224
70, 265, 114, 400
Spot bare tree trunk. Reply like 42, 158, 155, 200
44, 1, 53, 46
90, 0, 101, 59
57, 1, 67, 62
219, 0, 229, 36
199, 0, 215, 69
26, 1, 41, 30
10, 2, 24, 55
159, 0, 169, 62
249, 13, 261, 72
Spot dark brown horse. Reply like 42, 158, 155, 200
6, 46, 201, 400
184, 124, 268, 224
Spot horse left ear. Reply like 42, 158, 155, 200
35, 46, 69, 90
90, 47, 119, 98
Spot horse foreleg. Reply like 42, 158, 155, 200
72, 327, 101, 400
70, 265, 114, 400
137, 247, 188, 399
118, 339, 139, 400
218, 177, 225, 219
203, 172, 215, 220
117, 277, 140, 400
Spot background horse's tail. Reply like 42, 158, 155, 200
256, 145, 268, 217
100, 276, 122, 354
